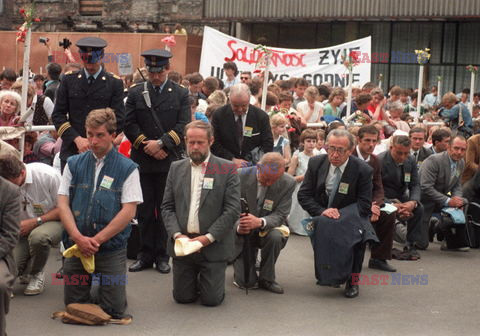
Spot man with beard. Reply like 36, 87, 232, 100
162, 121, 240, 306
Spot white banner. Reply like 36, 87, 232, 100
199, 26, 371, 87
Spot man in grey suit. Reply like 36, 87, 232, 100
0, 176, 20, 336
419, 135, 468, 249
233, 152, 295, 294
162, 120, 241, 306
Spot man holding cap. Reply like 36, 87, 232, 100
52, 37, 125, 170
125, 49, 190, 273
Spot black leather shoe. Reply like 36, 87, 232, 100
368, 258, 397, 272
258, 279, 284, 294
344, 281, 359, 298
128, 260, 153, 272
155, 261, 171, 274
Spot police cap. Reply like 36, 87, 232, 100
141, 49, 172, 73
76, 37, 107, 64
76, 37, 107, 53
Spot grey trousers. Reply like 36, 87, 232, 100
0, 259, 15, 336
234, 229, 288, 287
63, 248, 127, 318
172, 253, 227, 307
14, 220, 62, 275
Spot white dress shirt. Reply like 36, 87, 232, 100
182, 153, 215, 243
356, 146, 370, 162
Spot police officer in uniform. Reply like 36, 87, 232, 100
125, 49, 190, 273
52, 37, 125, 170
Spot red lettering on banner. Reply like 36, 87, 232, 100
224, 40, 306, 68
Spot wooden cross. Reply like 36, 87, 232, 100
22, 197, 29, 211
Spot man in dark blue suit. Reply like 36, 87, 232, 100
298, 129, 374, 298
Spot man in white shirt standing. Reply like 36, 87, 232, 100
0, 155, 62, 296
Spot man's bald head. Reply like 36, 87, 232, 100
229, 83, 251, 116
229, 83, 251, 100
257, 152, 285, 187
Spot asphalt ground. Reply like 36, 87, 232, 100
8, 235, 480, 336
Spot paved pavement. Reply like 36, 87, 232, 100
8, 236, 480, 336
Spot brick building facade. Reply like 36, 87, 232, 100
0, 0, 229, 35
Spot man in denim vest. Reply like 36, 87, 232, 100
57, 108, 142, 319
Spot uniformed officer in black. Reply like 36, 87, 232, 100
125, 49, 190, 273
52, 37, 125, 169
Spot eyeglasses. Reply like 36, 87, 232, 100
240, 77, 250, 80
326, 146, 347, 155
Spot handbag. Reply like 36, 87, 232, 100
455, 104, 473, 138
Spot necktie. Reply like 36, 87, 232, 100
328, 167, 342, 207
257, 185, 267, 212
88, 76, 94, 85
450, 162, 457, 183
400, 164, 406, 188
155, 86, 161, 94
413, 151, 418, 162
236, 116, 243, 147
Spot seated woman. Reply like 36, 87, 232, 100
296, 86, 324, 124
0, 90, 21, 127
0, 90, 22, 149
388, 101, 410, 133
440, 92, 472, 136
323, 87, 345, 118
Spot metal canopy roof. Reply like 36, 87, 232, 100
204, 0, 480, 20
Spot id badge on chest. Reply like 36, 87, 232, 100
32, 204, 44, 216
100, 175, 114, 189
203, 177, 214, 190
263, 199, 273, 211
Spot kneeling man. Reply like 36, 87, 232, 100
298, 129, 375, 298
0, 156, 62, 296
162, 121, 240, 306
58, 108, 142, 319
234, 152, 295, 294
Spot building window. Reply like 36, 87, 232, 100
79, 0, 103, 16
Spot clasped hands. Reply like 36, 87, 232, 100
142, 140, 168, 160
74, 235, 100, 257
394, 201, 416, 220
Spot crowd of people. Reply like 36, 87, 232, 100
0, 34, 480, 332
